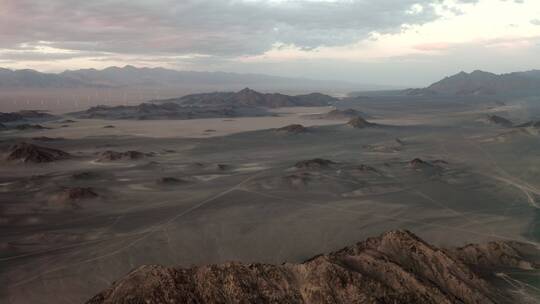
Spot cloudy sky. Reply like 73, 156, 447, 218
0, 0, 539, 86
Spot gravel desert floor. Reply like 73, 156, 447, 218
1, 100, 539, 303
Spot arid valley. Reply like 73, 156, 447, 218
1, 75, 540, 303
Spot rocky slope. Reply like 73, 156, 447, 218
5, 142, 70, 163
87, 230, 538, 304
406, 70, 540, 96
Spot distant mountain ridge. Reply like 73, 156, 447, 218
0, 66, 365, 90
407, 69, 540, 96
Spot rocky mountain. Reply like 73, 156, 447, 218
86, 230, 539, 304
71, 88, 335, 120
0, 68, 85, 88
71, 102, 271, 120
406, 70, 540, 96
154, 88, 338, 108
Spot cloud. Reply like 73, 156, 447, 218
532, 19, 540, 25
0, 0, 445, 59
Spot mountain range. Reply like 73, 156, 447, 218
406, 69, 540, 96
70, 88, 337, 120
0, 66, 368, 91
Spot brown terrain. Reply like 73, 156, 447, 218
86, 230, 539, 304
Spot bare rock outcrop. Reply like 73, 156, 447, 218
347, 117, 376, 129
87, 230, 535, 304
294, 158, 335, 169
97, 150, 152, 161
6, 142, 70, 163
276, 124, 308, 134
56, 187, 98, 202
452, 241, 540, 270
409, 158, 432, 168
487, 115, 513, 127
157, 177, 190, 185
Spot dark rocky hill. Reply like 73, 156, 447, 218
5, 142, 70, 163
155, 88, 338, 108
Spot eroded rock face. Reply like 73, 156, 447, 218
276, 124, 308, 134
87, 230, 535, 304
347, 117, 376, 129
6, 142, 70, 163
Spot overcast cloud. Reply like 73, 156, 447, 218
0, 0, 539, 86
0, 0, 444, 55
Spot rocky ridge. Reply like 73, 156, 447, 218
86, 230, 539, 304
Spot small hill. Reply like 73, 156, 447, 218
97, 150, 152, 161
6, 142, 70, 163
14, 124, 49, 130
56, 187, 98, 202
294, 158, 335, 169
347, 117, 376, 128
275, 124, 308, 134
487, 115, 513, 127
308, 108, 369, 120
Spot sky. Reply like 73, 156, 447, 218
0, 0, 539, 86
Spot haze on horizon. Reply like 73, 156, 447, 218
1, 0, 540, 87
